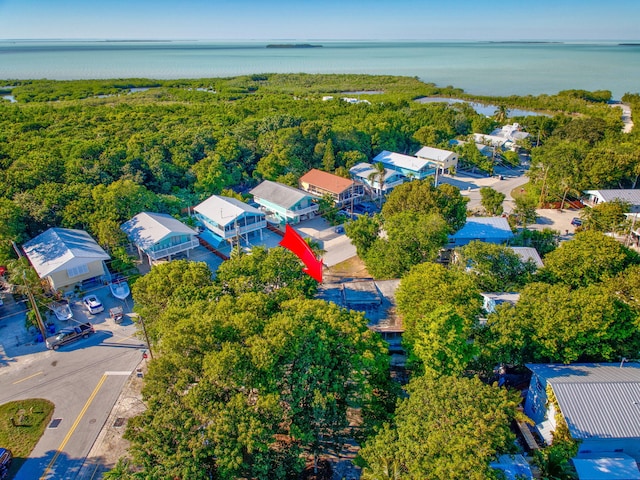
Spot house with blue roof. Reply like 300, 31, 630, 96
194, 195, 266, 248
23, 228, 111, 293
250, 180, 319, 225
448, 217, 514, 247
121, 212, 199, 264
371, 150, 436, 180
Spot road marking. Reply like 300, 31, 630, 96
39, 374, 107, 480
115, 333, 139, 344
104, 371, 132, 376
89, 462, 101, 480
12, 371, 43, 384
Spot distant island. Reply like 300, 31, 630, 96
486, 41, 563, 44
266, 43, 322, 49
619, 43, 640, 46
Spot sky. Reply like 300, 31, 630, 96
0, 0, 639, 41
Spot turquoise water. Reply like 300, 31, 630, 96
1, 40, 639, 98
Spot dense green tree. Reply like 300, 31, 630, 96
479, 282, 640, 365
410, 305, 477, 376
131, 260, 215, 342
0, 198, 25, 262
580, 199, 630, 234
364, 212, 449, 279
358, 374, 520, 480
396, 262, 482, 349
512, 195, 538, 227
510, 228, 559, 256
344, 214, 381, 257
214, 246, 318, 301
479, 186, 506, 215
381, 179, 468, 232
454, 241, 536, 291
540, 230, 640, 288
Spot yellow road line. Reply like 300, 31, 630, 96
12, 371, 43, 384
39, 374, 108, 480
115, 333, 138, 344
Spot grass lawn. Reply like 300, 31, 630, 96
0, 399, 54, 476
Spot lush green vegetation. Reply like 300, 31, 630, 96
2, 75, 638, 478
0, 399, 55, 475
117, 255, 395, 479
0, 75, 633, 264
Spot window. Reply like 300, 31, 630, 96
67, 264, 89, 278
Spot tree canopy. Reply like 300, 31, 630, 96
358, 374, 521, 480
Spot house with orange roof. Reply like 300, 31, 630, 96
299, 169, 364, 207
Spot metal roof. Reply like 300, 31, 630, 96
250, 180, 315, 209
349, 162, 405, 182
23, 228, 110, 278
414, 146, 456, 162
194, 195, 263, 228
372, 150, 433, 173
121, 212, 197, 250
510, 247, 544, 268
450, 217, 514, 240
584, 189, 640, 206
527, 363, 640, 440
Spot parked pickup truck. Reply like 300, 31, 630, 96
45, 323, 95, 350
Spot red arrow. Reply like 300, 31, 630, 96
279, 224, 323, 283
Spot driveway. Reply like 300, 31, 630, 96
0, 285, 145, 480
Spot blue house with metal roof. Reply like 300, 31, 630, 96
250, 180, 319, 225
525, 363, 640, 459
448, 217, 514, 247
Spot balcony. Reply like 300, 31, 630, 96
146, 238, 200, 261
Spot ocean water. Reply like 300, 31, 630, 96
0, 40, 639, 99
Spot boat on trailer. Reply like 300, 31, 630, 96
109, 280, 130, 300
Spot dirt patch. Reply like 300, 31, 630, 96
325, 256, 369, 281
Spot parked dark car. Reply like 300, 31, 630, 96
571, 217, 583, 227
45, 323, 95, 350
0, 448, 12, 480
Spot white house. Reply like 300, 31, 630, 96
349, 162, 406, 196
414, 146, 458, 173
583, 189, 640, 213
23, 228, 111, 293
448, 217, 514, 247
194, 195, 266, 247
371, 150, 437, 181
121, 212, 199, 264
525, 363, 640, 459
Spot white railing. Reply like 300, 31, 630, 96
290, 204, 319, 216
147, 238, 200, 261
222, 220, 268, 239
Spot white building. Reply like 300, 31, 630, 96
414, 146, 458, 173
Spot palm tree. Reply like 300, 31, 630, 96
367, 162, 387, 207
494, 104, 509, 124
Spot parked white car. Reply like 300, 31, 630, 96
82, 294, 104, 315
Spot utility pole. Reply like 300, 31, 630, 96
24, 275, 47, 340
12, 241, 47, 339
131, 313, 153, 359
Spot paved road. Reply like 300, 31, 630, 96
437, 165, 529, 214
0, 287, 144, 480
